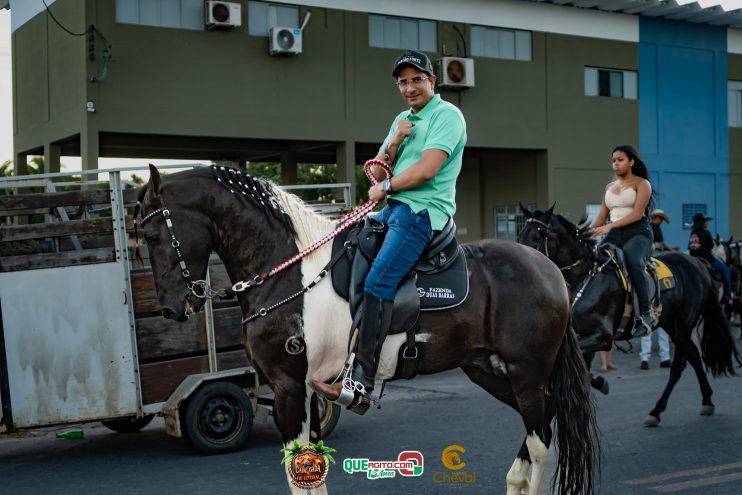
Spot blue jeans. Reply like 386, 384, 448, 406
364, 200, 433, 301
711, 258, 732, 301
601, 218, 654, 314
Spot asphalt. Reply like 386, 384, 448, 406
1, 328, 741, 495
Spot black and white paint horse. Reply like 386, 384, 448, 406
519, 206, 740, 427
137, 165, 598, 495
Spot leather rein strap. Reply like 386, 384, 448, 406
231, 159, 393, 292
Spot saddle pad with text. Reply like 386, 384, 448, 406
651, 258, 675, 291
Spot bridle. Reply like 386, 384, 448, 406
522, 217, 585, 272
137, 160, 394, 324
138, 196, 228, 314
523, 217, 553, 258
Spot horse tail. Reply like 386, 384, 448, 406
549, 317, 599, 495
700, 293, 741, 376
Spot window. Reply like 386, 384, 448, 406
494, 204, 534, 241
248, 1, 299, 36
682, 203, 707, 229
470, 26, 531, 61
368, 15, 437, 52
585, 203, 601, 226
116, 0, 204, 30
729, 81, 742, 127
584, 67, 637, 99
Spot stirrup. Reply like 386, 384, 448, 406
334, 355, 373, 415
633, 315, 654, 338
331, 378, 371, 415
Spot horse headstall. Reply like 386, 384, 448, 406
136, 195, 228, 316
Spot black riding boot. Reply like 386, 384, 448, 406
313, 294, 393, 415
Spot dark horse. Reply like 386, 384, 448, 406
713, 235, 742, 324
519, 205, 740, 427
138, 165, 597, 495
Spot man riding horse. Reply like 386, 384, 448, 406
313, 50, 467, 409
688, 213, 733, 308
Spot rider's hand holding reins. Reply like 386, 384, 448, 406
364, 159, 393, 205
591, 225, 612, 237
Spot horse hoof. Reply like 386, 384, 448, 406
599, 379, 610, 395
643, 415, 660, 427
701, 405, 715, 416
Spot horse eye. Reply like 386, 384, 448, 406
145, 235, 160, 245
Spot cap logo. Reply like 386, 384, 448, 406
399, 55, 421, 65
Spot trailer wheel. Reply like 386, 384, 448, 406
318, 396, 341, 439
182, 381, 253, 455
101, 415, 154, 433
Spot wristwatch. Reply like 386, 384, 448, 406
382, 178, 393, 195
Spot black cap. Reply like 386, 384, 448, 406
692, 213, 713, 225
392, 50, 434, 77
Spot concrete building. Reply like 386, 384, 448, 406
7, 0, 742, 245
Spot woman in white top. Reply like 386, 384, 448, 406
590, 145, 657, 337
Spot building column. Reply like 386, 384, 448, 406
336, 141, 356, 205
44, 143, 61, 174
81, 129, 99, 171
13, 151, 28, 176
280, 151, 297, 185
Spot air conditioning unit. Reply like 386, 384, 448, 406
436, 57, 475, 89
205, 1, 241, 29
269, 26, 303, 55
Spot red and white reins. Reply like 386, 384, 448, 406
232, 159, 392, 292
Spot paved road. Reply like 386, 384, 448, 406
2, 333, 741, 495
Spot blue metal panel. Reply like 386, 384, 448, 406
639, 17, 729, 246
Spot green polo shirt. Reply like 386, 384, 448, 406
379, 94, 467, 230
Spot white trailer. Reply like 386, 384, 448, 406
0, 167, 345, 453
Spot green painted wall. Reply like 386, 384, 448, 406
12, 0, 640, 241
546, 34, 639, 222
12, 0, 86, 153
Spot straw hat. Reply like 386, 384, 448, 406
650, 209, 671, 223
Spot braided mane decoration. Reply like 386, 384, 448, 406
212, 165, 297, 236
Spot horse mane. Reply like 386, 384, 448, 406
269, 182, 335, 254
137, 166, 337, 259
551, 213, 597, 251
210, 166, 334, 256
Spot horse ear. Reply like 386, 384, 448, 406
519, 202, 533, 218
148, 164, 162, 196
543, 202, 556, 222
728, 235, 733, 244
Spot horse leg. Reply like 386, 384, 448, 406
584, 351, 610, 395
685, 342, 716, 415
274, 381, 327, 495
462, 365, 551, 495
644, 338, 689, 427
508, 443, 532, 495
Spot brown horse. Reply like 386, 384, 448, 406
137, 165, 597, 495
